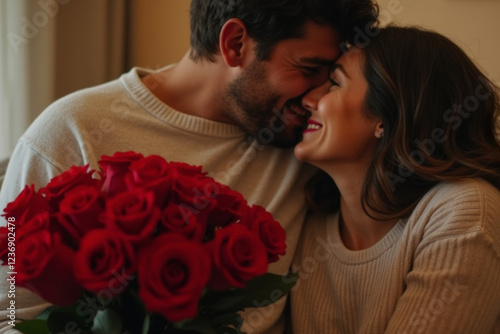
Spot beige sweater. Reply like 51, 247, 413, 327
291, 179, 500, 334
0, 67, 315, 334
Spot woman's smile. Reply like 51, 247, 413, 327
303, 119, 322, 133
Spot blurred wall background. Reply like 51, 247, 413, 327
130, 0, 500, 85
375, 0, 500, 85
129, 0, 191, 69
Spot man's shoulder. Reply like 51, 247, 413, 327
23, 75, 133, 140
47, 76, 127, 119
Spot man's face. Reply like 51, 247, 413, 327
220, 21, 342, 148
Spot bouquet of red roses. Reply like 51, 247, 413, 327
0, 151, 297, 334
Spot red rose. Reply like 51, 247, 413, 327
207, 223, 268, 291
204, 184, 248, 232
241, 205, 286, 263
57, 185, 105, 246
137, 233, 211, 322
169, 174, 217, 228
170, 174, 214, 207
16, 230, 82, 305
99, 151, 144, 196
41, 165, 100, 208
167, 162, 206, 179
0, 227, 9, 264
126, 155, 174, 206
102, 189, 160, 245
160, 204, 206, 242
2, 185, 51, 223
17, 212, 52, 240
1, 212, 54, 263
74, 229, 136, 296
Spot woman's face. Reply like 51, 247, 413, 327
294, 48, 382, 171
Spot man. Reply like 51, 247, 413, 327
0, 0, 378, 333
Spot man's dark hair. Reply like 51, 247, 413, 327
189, 0, 379, 62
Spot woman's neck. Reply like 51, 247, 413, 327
338, 205, 397, 251
329, 166, 398, 251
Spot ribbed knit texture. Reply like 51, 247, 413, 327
291, 179, 500, 334
0, 67, 315, 334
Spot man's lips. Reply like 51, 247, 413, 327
303, 119, 322, 133
283, 103, 310, 126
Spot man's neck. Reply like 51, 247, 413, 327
141, 51, 232, 123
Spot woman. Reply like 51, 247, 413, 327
290, 26, 500, 333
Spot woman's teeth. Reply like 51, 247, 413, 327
307, 123, 321, 130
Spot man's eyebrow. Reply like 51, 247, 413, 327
331, 63, 349, 79
299, 56, 338, 67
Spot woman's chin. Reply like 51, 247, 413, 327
293, 144, 310, 163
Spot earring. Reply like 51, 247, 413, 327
377, 130, 384, 138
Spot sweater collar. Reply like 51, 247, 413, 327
121, 67, 246, 138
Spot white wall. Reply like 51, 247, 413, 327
375, 0, 500, 85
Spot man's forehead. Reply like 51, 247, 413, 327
295, 23, 343, 62
267, 22, 342, 65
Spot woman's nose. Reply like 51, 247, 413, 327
302, 81, 329, 112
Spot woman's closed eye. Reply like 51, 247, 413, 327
329, 77, 340, 87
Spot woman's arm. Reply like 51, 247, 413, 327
386, 181, 500, 334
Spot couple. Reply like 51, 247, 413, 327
0, 0, 499, 333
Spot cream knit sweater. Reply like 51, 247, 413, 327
291, 179, 500, 333
0, 67, 315, 334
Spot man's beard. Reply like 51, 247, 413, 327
220, 60, 304, 148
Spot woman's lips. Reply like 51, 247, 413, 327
303, 119, 322, 133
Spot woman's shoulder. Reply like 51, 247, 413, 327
434, 177, 498, 194
424, 178, 500, 215
410, 179, 500, 246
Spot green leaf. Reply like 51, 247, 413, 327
141, 313, 150, 334
14, 302, 97, 334
91, 308, 123, 334
175, 315, 217, 334
216, 327, 239, 334
211, 313, 242, 329
119, 287, 149, 333
46, 304, 93, 333
201, 272, 298, 314
35, 306, 57, 321
14, 319, 50, 334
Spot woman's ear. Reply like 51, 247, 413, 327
375, 122, 384, 139
219, 18, 251, 67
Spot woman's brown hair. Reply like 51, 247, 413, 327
306, 25, 500, 219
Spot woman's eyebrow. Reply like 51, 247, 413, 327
331, 63, 350, 79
